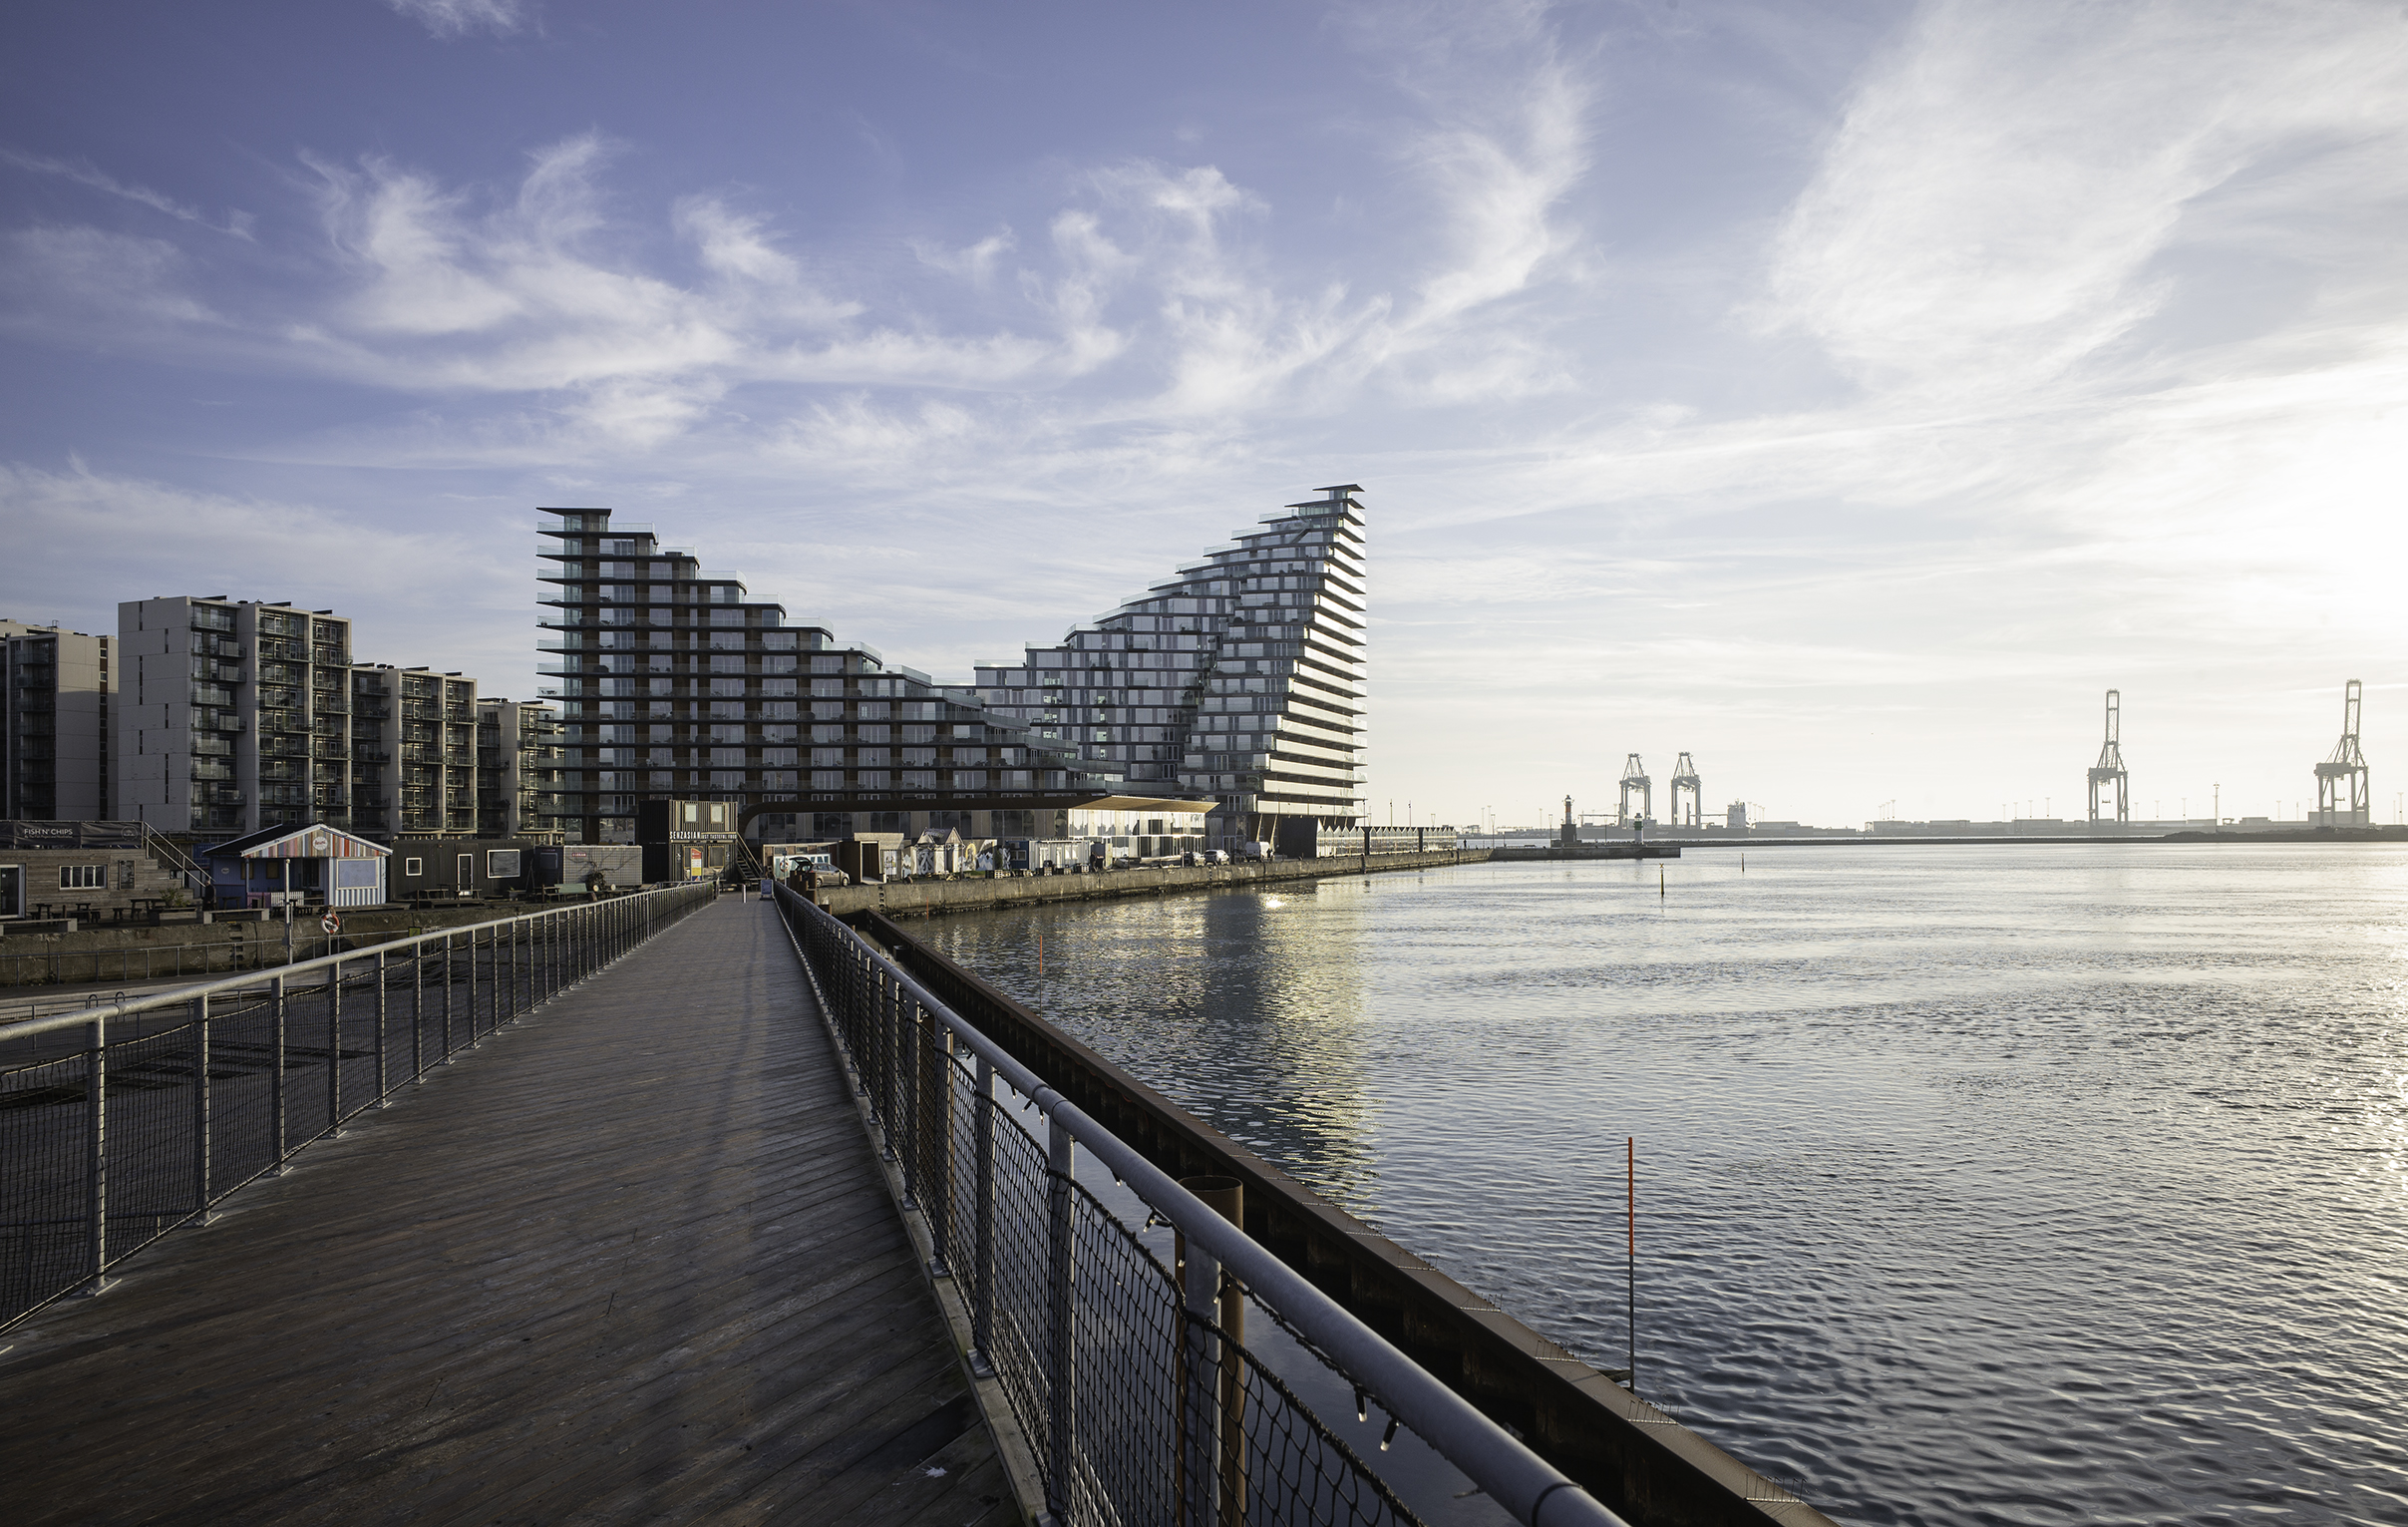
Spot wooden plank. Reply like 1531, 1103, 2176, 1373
0, 899, 1002, 1526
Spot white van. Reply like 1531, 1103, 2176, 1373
1235, 842, 1272, 862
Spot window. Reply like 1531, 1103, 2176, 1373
709, 678, 746, 697
760, 678, 797, 697
404, 857, 423, 877
61, 865, 106, 890
487, 850, 521, 879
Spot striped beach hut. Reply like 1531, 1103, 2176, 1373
201, 822, 391, 910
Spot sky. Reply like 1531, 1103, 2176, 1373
2, 0, 2402, 830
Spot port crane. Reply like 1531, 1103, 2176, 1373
1617, 754, 1651, 826
2314, 679, 2370, 827
2087, 689, 2129, 823
1668, 753, 1703, 828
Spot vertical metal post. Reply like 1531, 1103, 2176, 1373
270, 974, 287, 1167
440, 934, 454, 1061
373, 949, 389, 1103
411, 937, 425, 1081
1046, 1111, 1076, 1518
83, 1015, 108, 1293
189, 994, 210, 1217
327, 954, 343, 1133
468, 926, 481, 1040
970, 1052, 995, 1376
924, 1016, 953, 1275
898, 996, 920, 1210
506, 919, 516, 1023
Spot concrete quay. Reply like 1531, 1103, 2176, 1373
818, 846, 1491, 920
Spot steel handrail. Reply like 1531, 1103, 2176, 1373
776, 883, 1627, 1527
0, 885, 710, 1045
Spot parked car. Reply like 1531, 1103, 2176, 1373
1204, 849, 1230, 865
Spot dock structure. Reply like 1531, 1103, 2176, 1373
1, 878, 1820, 1527
0, 899, 1005, 1525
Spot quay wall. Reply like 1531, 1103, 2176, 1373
0, 902, 538, 988
819, 847, 1489, 919
853, 907, 1831, 1527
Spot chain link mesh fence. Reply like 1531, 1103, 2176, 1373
789, 891, 1428, 1527
0, 884, 716, 1329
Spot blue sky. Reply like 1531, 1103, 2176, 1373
3, 0, 2402, 828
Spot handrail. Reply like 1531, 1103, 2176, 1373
0, 886, 697, 1045
775, 882, 1627, 1527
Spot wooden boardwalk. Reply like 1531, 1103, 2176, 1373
0, 898, 1011, 1525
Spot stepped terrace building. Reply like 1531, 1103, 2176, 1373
536, 510, 1099, 846
971, 485, 1368, 854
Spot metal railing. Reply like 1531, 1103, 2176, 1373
774, 884, 1626, 1527
0, 882, 719, 1330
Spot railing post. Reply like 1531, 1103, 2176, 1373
506, 920, 517, 1023
440, 934, 455, 1061
1046, 1110, 1076, 1519
924, 1015, 953, 1276
373, 948, 389, 1104
411, 939, 425, 1081
81, 1015, 109, 1295
270, 973, 288, 1168
468, 927, 481, 1041
190, 993, 211, 1219
327, 954, 343, 1133
897, 995, 920, 1210
970, 1051, 995, 1377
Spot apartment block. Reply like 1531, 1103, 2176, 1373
972, 485, 1368, 852
348, 666, 481, 838
1, 619, 113, 820
536, 509, 1087, 844
117, 598, 358, 835
477, 697, 563, 839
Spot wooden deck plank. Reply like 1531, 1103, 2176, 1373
0, 898, 1005, 1526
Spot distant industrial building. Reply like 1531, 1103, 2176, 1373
1, 619, 112, 821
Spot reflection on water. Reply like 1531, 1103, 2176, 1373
924, 884, 1386, 1211
925, 845, 2408, 1527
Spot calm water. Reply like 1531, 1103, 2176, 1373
918, 845, 2408, 1526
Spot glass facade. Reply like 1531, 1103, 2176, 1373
972, 485, 1368, 852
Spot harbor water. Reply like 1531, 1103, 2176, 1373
916, 844, 2408, 1526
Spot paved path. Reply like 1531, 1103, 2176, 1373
0, 899, 1009, 1525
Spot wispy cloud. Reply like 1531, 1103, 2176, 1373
0, 148, 254, 238
386, 0, 534, 41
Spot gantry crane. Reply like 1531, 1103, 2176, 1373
2314, 679, 2370, 827
1617, 754, 1651, 826
2087, 689, 2128, 823
1668, 753, 1702, 828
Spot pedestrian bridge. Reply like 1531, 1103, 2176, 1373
1, 884, 1811, 1527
